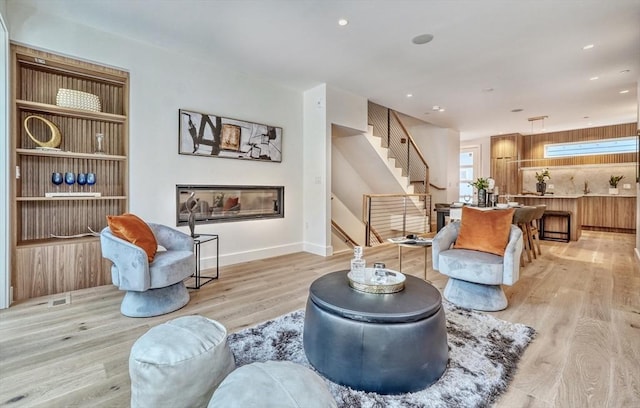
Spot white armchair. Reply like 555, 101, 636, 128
432, 221, 523, 311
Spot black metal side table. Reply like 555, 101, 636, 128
187, 233, 219, 289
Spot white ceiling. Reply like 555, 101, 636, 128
16, 0, 640, 140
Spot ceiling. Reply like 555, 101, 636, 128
15, 0, 640, 140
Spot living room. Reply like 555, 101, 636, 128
1, 1, 639, 407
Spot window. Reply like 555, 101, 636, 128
544, 136, 636, 158
459, 147, 480, 202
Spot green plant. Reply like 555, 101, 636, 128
609, 175, 624, 188
469, 177, 489, 190
535, 169, 551, 183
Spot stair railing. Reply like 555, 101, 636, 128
368, 101, 429, 195
331, 220, 358, 248
363, 193, 432, 247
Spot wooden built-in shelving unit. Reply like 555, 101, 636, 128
10, 44, 129, 301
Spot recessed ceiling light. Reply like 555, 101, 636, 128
620, 69, 630, 74
432, 105, 440, 111
590, 76, 599, 81
583, 44, 594, 50
620, 90, 630, 94
338, 18, 349, 26
406, 93, 413, 98
511, 108, 523, 113
583, 116, 590, 119
438, 108, 445, 112
412, 33, 434, 45
482, 87, 494, 92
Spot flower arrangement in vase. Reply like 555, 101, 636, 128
469, 177, 490, 206
608, 175, 624, 195
535, 169, 551, 195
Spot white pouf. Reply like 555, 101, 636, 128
129, 315, 236, 408
209, 361, 337, 408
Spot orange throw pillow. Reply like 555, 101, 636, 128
107, 213, 158, 262
453, 207, 515, 256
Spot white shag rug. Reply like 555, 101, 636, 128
227, 302, 535, 408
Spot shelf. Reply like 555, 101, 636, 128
16, 100, 126, 123
16, 148, 126, 161
17, 235, 101, 248
17, 196, 127, 202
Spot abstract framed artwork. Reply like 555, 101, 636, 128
179, 109, 282, 162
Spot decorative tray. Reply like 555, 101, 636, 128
347, 269, 406, 294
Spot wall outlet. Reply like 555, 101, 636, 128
623, 183, 631, 189
547, 184, 554, 189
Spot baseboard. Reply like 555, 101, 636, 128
303, 241, 333, 256
199, 242, 305, 270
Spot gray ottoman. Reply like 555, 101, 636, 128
209, 361, 337, 408
129, 315, 236, 408
303, 271, 448, 394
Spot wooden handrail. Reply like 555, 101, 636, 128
331, 220, 358, 247
429, 183, 447, 191
390, 110, 429, 170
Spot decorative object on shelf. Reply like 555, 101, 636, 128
535, 168, 551, 196
64, 172, 75, 193
609, 175, 624, 195
179, 109, 282, 162
94, 133, 105, 154
86, 172, 96, 192
56, 88, 101, 112
77, 172, 87, 191
51, 172, 63, 193
23, 115, 62, 148
469, 177, 489, 207
185, 191, 200, 238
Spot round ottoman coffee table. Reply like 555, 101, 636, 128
303, 270, 448, 394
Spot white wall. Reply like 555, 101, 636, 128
400, 114, 461, 204
302, 84, 329, 255
0, 2, 10, 308
6, 4, 305, 270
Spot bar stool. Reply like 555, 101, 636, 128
512, 206, 536, 265
529, 205, 546, 257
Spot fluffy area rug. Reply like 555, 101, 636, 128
227, 302, 535, 408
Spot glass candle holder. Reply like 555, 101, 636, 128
95, 133, 105, 154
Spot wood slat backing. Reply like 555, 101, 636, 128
521, 123, 638, 167
18, 64, 125, 115
19, 108, 124, 154
18, 199, 125, 242
13, 239, 112, 301
17, 155, 125, 198
581, 196, 636, 231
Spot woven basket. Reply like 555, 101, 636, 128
56, 88, 101, 112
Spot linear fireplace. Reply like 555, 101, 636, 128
176, 185, 284, 225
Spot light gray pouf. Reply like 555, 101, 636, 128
130, 315, 236, 408
209, 361, 337, 408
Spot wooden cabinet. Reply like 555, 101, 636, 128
490, 134, 521, 195
10, 44, 129, 301
581, 196, 636, 232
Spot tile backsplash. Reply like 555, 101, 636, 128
520, 164, 637, 196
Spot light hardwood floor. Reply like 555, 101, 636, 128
0, 231, 638, 407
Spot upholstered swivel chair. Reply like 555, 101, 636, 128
101, 222, 195, 317
432, 213, 523, 311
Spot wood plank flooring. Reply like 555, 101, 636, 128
0, 231, 638, 407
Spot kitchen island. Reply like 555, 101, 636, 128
511, 195, 583, 241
